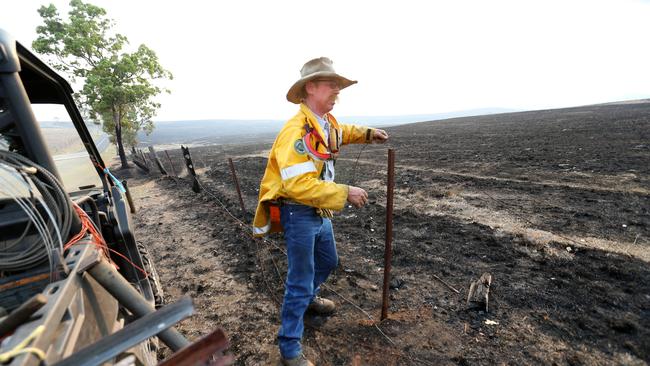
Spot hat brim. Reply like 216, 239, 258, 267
286, 71, 357, 104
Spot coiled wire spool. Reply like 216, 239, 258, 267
0, 150, 73, 275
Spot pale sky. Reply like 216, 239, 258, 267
2, 0, 650, 121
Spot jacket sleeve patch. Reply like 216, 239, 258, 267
294, 139, 307, 155
281, 161, 317, 180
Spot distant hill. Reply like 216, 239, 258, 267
137, 119, 285, 146
336, 108, 517, 126
137, 107, 517, 146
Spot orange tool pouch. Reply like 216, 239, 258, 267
269, 201, 282, 233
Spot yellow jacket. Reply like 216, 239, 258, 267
253, 103, 375, 236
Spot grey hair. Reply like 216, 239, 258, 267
298, 79, 316, 101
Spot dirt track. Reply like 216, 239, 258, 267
128, 101, 649, 365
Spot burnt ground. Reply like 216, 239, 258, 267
125, 101, 650, 365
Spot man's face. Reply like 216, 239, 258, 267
306, 78, 341, 115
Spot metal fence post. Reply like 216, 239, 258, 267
228, 158, 246, 213
164, 150, 178, 177
381, 148, 395, 320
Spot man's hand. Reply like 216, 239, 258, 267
373, 129, 389, 143
347, 186, 368, 208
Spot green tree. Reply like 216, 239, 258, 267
33, 0, 172, 169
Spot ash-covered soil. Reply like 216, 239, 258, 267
127, 101, 649, 365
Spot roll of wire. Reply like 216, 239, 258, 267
0, 150, 73, 277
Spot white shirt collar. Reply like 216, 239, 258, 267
307, 107, 329, 139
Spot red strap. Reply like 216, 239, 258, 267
303, 133, 332, 160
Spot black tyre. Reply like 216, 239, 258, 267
137, 241, 164, 308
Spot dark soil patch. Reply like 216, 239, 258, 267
130, 101, 650, 365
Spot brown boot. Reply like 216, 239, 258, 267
307, 296, 336, 315
281, 353, 314, 366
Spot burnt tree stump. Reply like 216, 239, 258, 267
467, 272, 492, 312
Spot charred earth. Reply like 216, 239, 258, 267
129, 100, 649, 365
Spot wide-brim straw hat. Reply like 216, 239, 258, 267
286, 57, 357, 104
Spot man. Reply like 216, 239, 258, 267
253, 57, 388, 366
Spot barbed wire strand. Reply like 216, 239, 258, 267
192, 176, 401, 349
149, 148, 636, 365
143, 150, 451, 365
196, 175, 439, 364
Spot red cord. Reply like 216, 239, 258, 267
65, 202, 149, 278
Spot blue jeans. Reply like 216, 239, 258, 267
278, 204, 338, 359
